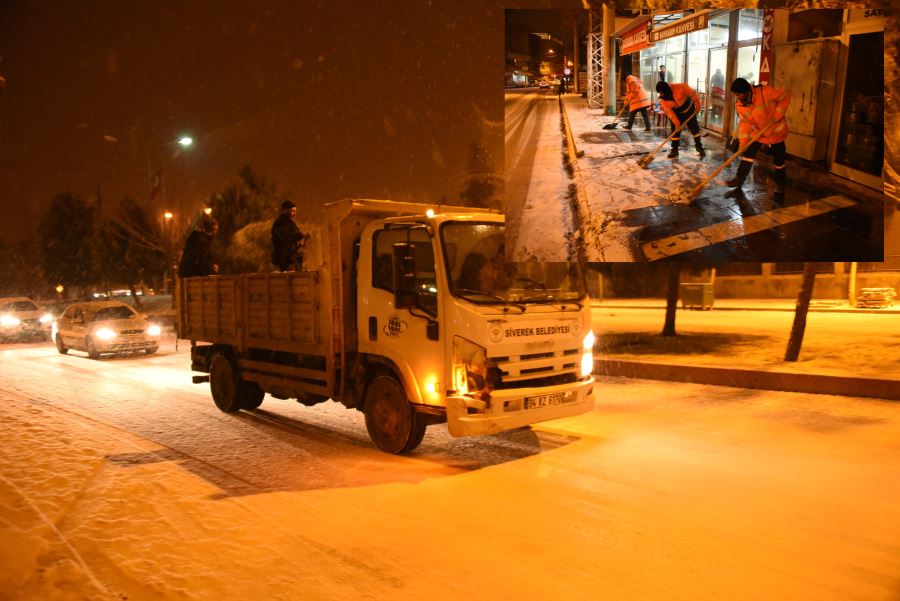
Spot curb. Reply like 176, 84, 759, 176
559, 95, 604, 261
590, 303, 900, 315
596, 359, 900, 401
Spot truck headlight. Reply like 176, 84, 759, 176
1, 314, 21, 327
580, 330, 595, 377
147, 324, 161, 337
39, 313, 53, 324
452, 336, 488, 396
95, 327, 117, 340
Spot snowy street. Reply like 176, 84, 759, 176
3, 337, 899, 600
504, 88, 579, 261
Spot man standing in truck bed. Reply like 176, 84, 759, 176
271, 200, 305, 271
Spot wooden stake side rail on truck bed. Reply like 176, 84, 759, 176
178, 272, 333, 399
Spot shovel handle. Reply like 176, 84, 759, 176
639, 107, 701, 163
686, 118, 781, 200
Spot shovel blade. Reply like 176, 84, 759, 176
637, 156, 653, 168
602, 123, 619, 130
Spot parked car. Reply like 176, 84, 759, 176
53, 300, 161, 359
0, 297, 53, 341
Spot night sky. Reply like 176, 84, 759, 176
0, 0, 581, 244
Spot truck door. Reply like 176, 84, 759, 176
359, 225, 442, 405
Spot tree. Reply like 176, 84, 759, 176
38, 193, 99, 295
785, 263, 818, 361
661, 263, 681, 337
97, 197, 169, 308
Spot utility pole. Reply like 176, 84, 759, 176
573, 19, 580, 95
587, 3, 603, 109
602, 1, 616, 114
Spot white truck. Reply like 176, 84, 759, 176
178, 199, 595, 453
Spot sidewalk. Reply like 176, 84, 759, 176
591, 298, 900, 401
561, 94, 886, 263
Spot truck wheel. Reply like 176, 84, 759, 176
55, 334, 68, 355
363, 375, 427, 454
240, 383, 265, 410
209, 352, 264, 413
209, 353, 243, 413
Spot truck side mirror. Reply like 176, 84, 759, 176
392, 242, 417, 309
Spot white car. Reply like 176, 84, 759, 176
53, 300, 161, 359
0, 297, 53, 341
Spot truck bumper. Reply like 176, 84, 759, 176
445, 377, 595, 437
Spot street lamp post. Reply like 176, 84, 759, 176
163, 211, 175, 295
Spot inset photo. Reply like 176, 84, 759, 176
505, 7, 888, 263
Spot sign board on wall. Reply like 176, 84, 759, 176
848, 8, 885, 24
759, 9, 774, 85
649, 11, 709, 44
620, 17, 652, 55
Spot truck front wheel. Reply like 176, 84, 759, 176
363, 375, 427, 454
209, 353, 264, 413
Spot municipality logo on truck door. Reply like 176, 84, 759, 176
488, 319, 581, 343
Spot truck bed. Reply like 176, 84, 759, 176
179, 272, 323, 353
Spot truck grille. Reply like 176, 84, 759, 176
120, 329, 144, 335
491, 347, 581, 390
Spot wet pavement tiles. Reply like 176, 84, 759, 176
638, 195, 861, 260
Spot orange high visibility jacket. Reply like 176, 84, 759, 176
736, 84, 791, 145
624, 75, 651, 111
659, 83, 701, 127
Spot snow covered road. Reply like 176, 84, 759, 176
504, 89, 578, 261
2, 338, 899, 599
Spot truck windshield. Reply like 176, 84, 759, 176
441, 222, 586, 305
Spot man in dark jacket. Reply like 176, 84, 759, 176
271, 200, 305, 271
177, 217, 218, 277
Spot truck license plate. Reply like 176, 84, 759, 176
524, 392, 566, 410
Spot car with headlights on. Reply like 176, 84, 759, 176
0, 297, 53, 341
53, 300, 161, 359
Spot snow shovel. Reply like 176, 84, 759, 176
601, 105, 629, 129
677, 117, 781, 204
635, 107, 701, 169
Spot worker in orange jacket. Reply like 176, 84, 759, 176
655, 81, 706, 159
623, 74, 652, 131
726, 78, 792, 195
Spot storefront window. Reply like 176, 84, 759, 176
834, 31, 884, 177
687, 49, 708, 99
665, 52, 684, 84
735, 45, 760, 85
688, 29, 709, 49
732, 44, 761, 131
641, 56, 655, 101
666, 36, 686, 55
709, 13, 730, 46
707, 47, 727, 131
737, 9, 763, 41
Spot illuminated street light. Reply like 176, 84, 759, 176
178, 136, 193, 148
204, 207, 212, 215
164, 211, 174, 220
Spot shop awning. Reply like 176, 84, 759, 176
615, 14, 653, 55
649, 9, 712, 44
